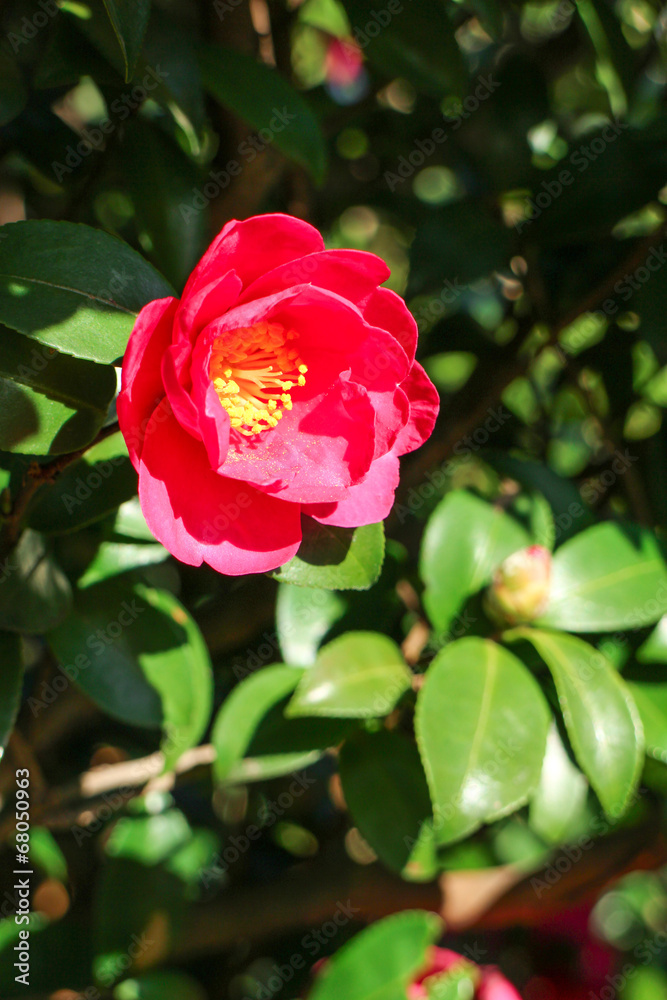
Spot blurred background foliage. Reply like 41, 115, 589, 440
4, 0, 667, 997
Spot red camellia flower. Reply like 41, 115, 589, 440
118, 214, 439, 575
409, 947, 522, 1000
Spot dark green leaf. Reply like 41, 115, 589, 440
0, 221, 173, 364
537, 522, 667, 632
0, 530, 72, 634
48, 580, 213, 766
102, 0, 151, 81
276, 583, 347, 666
0, 58, 27, 127
211, 665, 304, 782
627, 682, 667, 764
273, 521, 385, 591
510, 628, 644, 818
0, 326, 116, 455
0, 631, 23, 748
286, 631, 411, 718
122, 118, 207, 290
28, 432, 137, 535
339, 729, 437, 880
198, 45, 327, 184
113, 971, 206, 1000
420, 490, 530, 636
308, 910, 443, 1000
415, 637, 550, 845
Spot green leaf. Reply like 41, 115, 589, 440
636, 615, 667, 663
420, 490, 530, 636
309, 910, 443, 1000
339, 729, 437, 880
27, 431, 137, 535
0, 57, 27, 127
273, 521, 385, 591
105, 810, 192, 866
510, 629, 644, 819
286, 631, 411, 718
211, 665, 304, 782
415, 637, 550, 845
78, 541, 168, 588
102, 0, 151, 81
0, 326, 116, 455
0, 221, 173, 364
47, 580, 213, 767
135, 585, 213, 769
0, 631, 23, 748
114, 970, 207, 1000
122, 118, 207, 291
537, 522, 667, 632
529, 722, 589, 845
276, 583, 347, 666
198, 45, 327, 184
627, 682, 667, 764
225, 751, 322, 784
342, 0, 465, 97
0, 530, 72, 634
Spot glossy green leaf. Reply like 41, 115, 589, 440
308, 910, 443, 1000
636, 615, 667, 663
420, 490, 530, 636
211, 665, 304, 782
273, 521, 385, 591
511, 629, 644, 818
0, 631, 23, 748
28, 432, 137, 535
286, 631, 411, 718
627, 682, 667, 764
113, 497, 156, 541
339, 729, 437, 880
198, 45, 327, 184
102, 0, 151, 81
537, 522, 667, 632
276, 583, 347, 666
122, 118, 207, 290
0, 326, 116, 455
0, 530, 72, 634
529, 722, 589, 845
0, 221, 173, 364
48, 580, 213, 767
0, 57, 27, 126
78, 541, 168, 588
415, 637, 550, 845
105, 810, 192, 866
225, 751, 321, 784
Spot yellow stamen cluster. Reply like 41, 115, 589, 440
209, 321, 307, 436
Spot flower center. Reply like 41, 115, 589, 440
209, 321, 308, 437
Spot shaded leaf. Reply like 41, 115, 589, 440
0, 631, 23, 748
0, 529, 71, 634
273, 521, 385, 591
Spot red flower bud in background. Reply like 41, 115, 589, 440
408, 947, 522, 999
485, 545, 552, 625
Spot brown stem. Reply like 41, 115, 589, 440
0, 420, 120, 561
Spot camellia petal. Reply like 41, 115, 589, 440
138, 404, 302, 575
117, 296, 177, 468
303, 451, 400, 527
395, 361, 440, 455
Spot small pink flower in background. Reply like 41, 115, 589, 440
325, 37, 364, 88
409, 947, 522, 1000
118, 213, 439, 576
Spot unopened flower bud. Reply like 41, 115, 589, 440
485, 545, 552, 625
